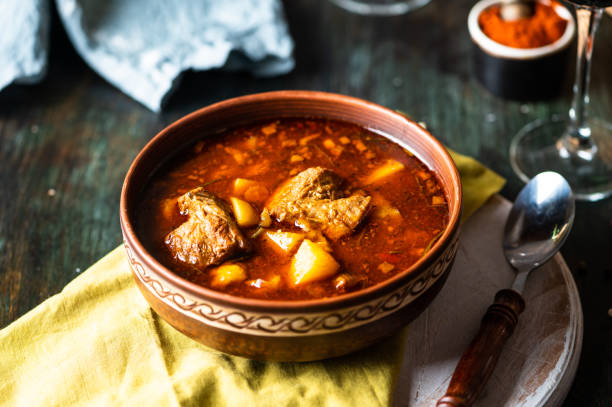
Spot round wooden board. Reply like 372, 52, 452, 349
393, 194, 583, 407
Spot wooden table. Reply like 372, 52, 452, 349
1, 1, 610, 405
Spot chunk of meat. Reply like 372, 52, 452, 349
267, 167, 371, 240
304, 196, 371, 240
165, 188, 250, 268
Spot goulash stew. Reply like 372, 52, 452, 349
137, 118, 449, 300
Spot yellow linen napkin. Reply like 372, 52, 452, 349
0, 150, 504, 407
448, 150, 506, 220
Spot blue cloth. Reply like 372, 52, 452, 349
0, 0, 294, 112
0, 0, 50, 90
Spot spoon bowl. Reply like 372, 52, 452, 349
504, 171, 575, 272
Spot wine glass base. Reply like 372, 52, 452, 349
328, 0, 431, 15
510, 116, 612, 202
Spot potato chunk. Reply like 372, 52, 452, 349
234, 178, 259, 196
290, 239, 339, 285
265, 230, 305, 254
305, 230, 332, 252
373, 206, 402, 219
230, 197, 259, 227
234, 178, 269, 203
371, 192, 402, 220
377, 261, 395, 274
364, 159, 405, 185
432, 195, 445, 205
211, 264, 247, 288
261, 124, 277, 135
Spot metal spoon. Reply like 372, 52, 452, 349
500, 0, 536, 21
437, 172, 575, 407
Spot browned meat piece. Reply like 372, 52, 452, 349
304, 196, 371, 240
165, 187, 250, 268
267, 167, 371, 240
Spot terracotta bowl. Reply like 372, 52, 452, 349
120, 91, 462, 362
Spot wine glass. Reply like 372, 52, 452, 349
510, 0, 612, 201
328, 0, 431, 16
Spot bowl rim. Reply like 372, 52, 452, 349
120, 90, 462, 312
468, 0, 575, 60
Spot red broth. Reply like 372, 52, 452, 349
136, 118, 449, 300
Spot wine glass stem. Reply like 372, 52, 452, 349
562, 6, 603, 156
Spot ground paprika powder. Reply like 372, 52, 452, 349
478, 1, 568, 48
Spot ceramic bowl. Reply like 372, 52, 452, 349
468, 0, 575, 100
120, 91, 462, 361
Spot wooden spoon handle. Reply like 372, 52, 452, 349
436, 289, 525, 407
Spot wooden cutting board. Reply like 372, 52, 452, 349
393, 195, 583, 407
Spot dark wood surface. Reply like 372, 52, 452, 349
1, 1, 610, 405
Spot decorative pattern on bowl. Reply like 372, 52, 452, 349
124, 236, 458, 337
